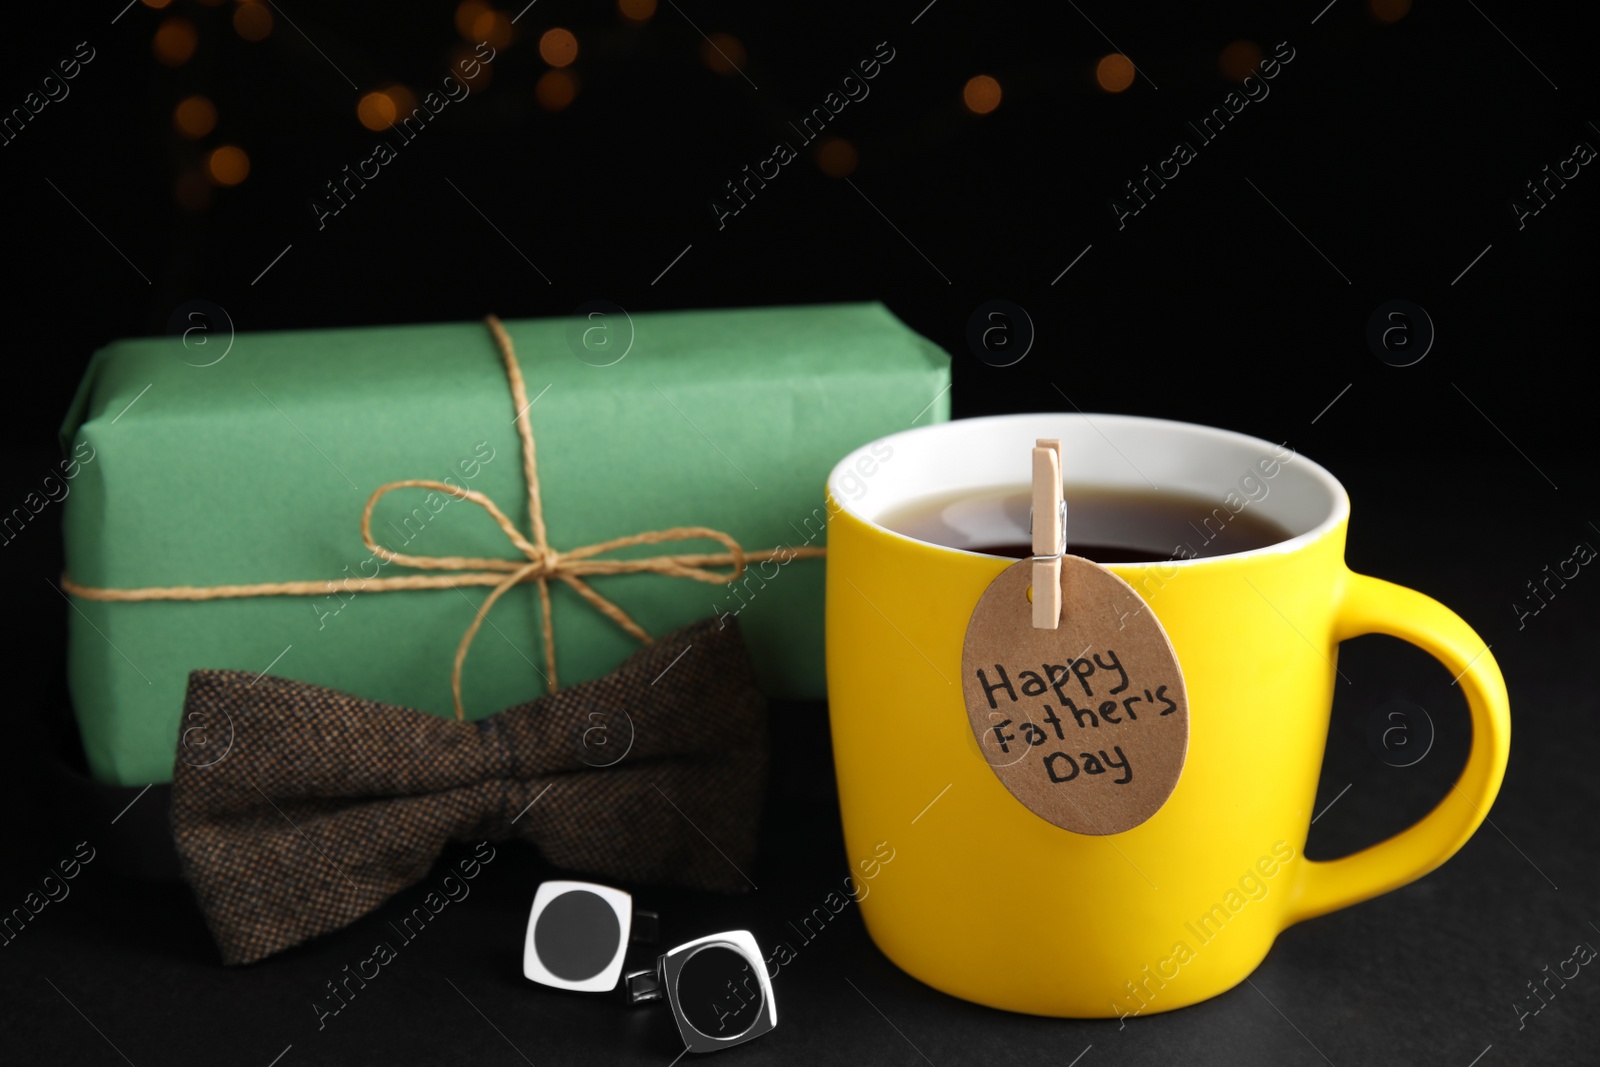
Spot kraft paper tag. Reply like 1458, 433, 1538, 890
962, 556, 1189, 836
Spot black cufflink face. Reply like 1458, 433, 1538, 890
633, 930, 777, 1053
522, 880, 635, 992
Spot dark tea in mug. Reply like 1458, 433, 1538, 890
877, 485, 1292, 564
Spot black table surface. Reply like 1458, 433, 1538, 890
6, 0, 1600, 1062
4, 455, 1598, 1067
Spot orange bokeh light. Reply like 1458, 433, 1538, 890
233, 2, 274, 42
962, 75, 1002, 115
1095, 53, 1136, 93
357, 92, 398, 131
539, 28, 578, 67
472, 10, 514, 49
386, 85, 418, 117
1219, 40, 1263, 82
1370, 0, 1411, 22
618, 0, 657, 22
357, 86, 418, 129
450, 43, 495, 89
816, 138, 858, 178
153, 17, 198, 66
207, 145, 251, 187
535, 69, 578, 111
173, 95, 217, 139
700, 33, 747, 76
456, 1, 490, 38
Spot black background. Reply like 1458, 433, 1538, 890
3, 1, 1597, 1064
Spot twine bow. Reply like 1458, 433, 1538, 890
63, 315, 824, 719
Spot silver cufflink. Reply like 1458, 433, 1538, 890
522, 880, 658, 993
627, 929, 777, 1053
522, 881, 777, 1054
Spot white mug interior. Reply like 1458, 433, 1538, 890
827, 414, 1349, 565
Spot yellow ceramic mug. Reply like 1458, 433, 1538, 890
824, 414, 1509, 1018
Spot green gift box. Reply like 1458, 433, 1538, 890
60, 303, 950, 786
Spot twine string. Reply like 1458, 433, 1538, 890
61, 315, 825, 719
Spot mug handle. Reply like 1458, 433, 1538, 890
1285, 571, 1511, 924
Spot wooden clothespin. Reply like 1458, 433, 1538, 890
1031, 438, 1064, 629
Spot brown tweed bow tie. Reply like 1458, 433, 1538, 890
171, 617, 767, 966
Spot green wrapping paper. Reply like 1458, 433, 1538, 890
61, 303, 950, 786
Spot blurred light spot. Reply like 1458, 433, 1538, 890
535, 69, 578, 111
618, 0, 656, 22
450, 43, 495, 88
1369, 0, 1411, 22
173, 95, 217, 139
455, 1, 490, 39
1218, 40, 1262, 82
207, 145, 251, 186
233, 2, 274, 42
175, 169, 213, 212
699, 33, 747, 76
385, 84, 418, 117
472, 9, 514, 49
962, 74, 1001, 115
357, 92, 397, 131
153, 17, 199, 66
142, 0, 173, 9
816, 137, 858, 178
540, 28, 578, 67
1095, 53, 1136, 93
